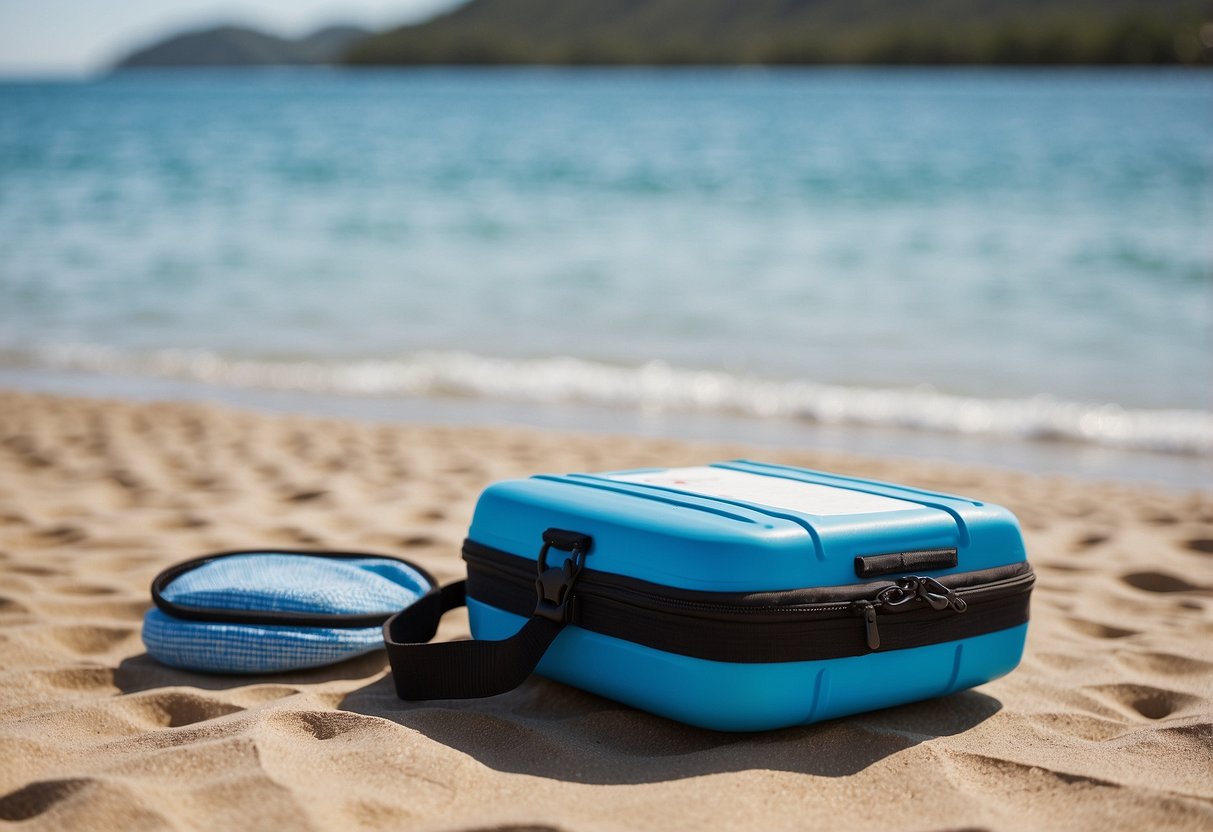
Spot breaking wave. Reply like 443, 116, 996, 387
4, 344, 1210, 456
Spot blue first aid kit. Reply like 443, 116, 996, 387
147, 460, 1034, 732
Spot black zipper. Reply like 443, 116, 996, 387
463, 540, 1034, 664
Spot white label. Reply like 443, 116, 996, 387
605, 466, 917, 517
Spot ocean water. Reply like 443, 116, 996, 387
0, 69, 1210, 478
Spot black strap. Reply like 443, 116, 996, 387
383, 581, 565, 699
382, 528, 592, 700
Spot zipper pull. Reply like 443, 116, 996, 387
916, 576, 968, 612
855, 601, 880, 650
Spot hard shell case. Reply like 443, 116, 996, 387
461, 460, 1033, 732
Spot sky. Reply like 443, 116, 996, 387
0, 0, 463, 75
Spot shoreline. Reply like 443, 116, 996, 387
0, 370, 1207, 490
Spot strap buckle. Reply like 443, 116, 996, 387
534, 528, 591, 624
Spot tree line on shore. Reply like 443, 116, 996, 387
116, 0, 1213, 68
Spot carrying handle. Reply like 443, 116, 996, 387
384, 529, 591, 700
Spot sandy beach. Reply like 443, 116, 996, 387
0, 388, 1210, 831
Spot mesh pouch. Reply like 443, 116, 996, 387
143, 550, 434, 674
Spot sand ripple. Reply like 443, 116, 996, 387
0, 390, 1210, 830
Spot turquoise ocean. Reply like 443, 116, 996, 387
0, 69, 1210, 483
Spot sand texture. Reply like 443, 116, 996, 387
0, 390, 1211, 831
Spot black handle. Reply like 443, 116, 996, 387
383, 529, 591, 700
383, 582, 564, 699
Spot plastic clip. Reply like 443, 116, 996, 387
534, 528, 591, 624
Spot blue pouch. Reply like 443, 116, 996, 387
144, 550, 434, 673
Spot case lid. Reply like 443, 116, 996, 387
606, 466, 920, 517
467, 460, 1027, 591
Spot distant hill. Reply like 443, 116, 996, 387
346, 0, 1212, 65
114, 24, 370, 69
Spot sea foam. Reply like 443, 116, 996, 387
6, 344, 1210, 457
